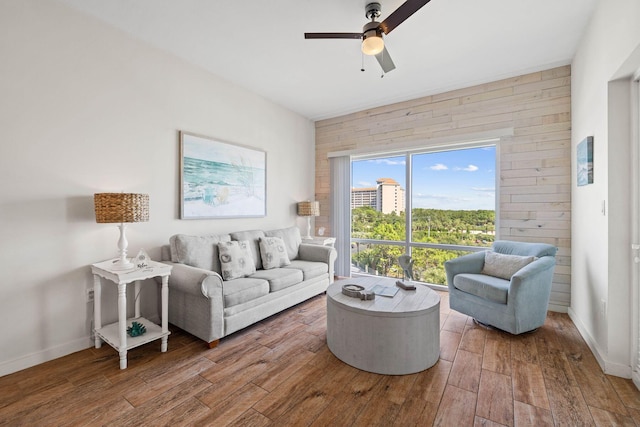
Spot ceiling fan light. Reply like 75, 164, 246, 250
362, 30, 384, 55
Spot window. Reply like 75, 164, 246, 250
351, 145, 496, 286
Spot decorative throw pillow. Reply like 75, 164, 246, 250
481, 251, 536, 280
265, 226, 302, 260
259, 236, 291, 269
229, 230, 266, 270
217, 240, 256, 280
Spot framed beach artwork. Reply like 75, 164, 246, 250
179, 131, 266, 219
577, 136, 594, 187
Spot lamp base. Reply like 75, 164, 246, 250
111, 223, 134, 270
305, 217, 313, 240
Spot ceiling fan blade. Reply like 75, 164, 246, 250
380, 0, 431, 34
304, 32, 362, 39
375, 46, 396, 73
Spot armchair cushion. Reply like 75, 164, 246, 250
481, 251, 536, 280
453, 273, 510, 304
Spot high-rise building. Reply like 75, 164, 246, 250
351, 186, 377, 210
352, 178, 405, 215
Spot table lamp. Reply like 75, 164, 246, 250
94, 193, 149, 270
297, 200, 319, 239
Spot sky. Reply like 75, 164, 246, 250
352, 146, 496, 211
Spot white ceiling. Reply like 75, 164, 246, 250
59, 0, 597, 121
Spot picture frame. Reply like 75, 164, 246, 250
179, 131, 266, 219
577, 136, 594, 186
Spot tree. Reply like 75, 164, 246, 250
351, 207, 494, 284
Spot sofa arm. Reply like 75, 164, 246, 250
444, 251, 486, 290
298, 244, 338, 282
298, 243, 335, 262
161, 261, 224, 299
509, 256, 556, 300
444, 251, 486, 275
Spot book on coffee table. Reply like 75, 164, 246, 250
371, 285, 399, 297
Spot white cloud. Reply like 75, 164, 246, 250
430, 163, 448, 171
368, 159, 406, 166
413, 193, 470, 203
454, 164, 479, 172
358, 181, 372, 187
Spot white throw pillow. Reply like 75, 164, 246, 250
265, 226, 302, 260
259, 236, 291, 269
218, 240, 256, 280
481, 251, 536, 280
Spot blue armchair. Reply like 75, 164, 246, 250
444, 240, 557, 334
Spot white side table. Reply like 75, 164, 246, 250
302, 236, 336, 247
91, 259, 172, 369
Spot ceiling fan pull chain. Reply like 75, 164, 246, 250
361, 52, 365, 72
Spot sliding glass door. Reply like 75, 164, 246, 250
351, 145, 496, 286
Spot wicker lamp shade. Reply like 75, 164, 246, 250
94, 193, 149, 223
297, 201, 320, 217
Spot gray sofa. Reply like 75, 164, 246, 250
160, 226, 337, 347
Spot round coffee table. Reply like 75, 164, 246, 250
326, 277, 440, 375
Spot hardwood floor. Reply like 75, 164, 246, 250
2, 290, 640, 426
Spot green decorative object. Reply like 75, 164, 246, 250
127, 321, 146, 337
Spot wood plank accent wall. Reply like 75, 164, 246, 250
314, 65, 571, 310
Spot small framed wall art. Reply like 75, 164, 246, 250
179, 131, 267, 219
577, 136, 594, 186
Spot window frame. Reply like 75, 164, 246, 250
350, 141, 499, 284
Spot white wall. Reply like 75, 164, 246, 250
571, 0, 640, 377
0, 1, 315, 375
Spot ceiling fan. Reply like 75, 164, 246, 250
304, 0, 432, 74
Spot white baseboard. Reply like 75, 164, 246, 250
1, 311, 163, 377
568, 307, 632, 379
0, 336, 92, 377
548, 303, 568, 313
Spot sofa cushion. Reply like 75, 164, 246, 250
230, 230, 266, 270
453, 273, 510, 304
265, 226, 302, 260
170, 233, 231, 273
259, 236, 291, 269
223, 277, 269, 307
218, 240, 256, 280
250, 268, 303, 292
285, 260, 328, 281
481, 251, 536, 280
